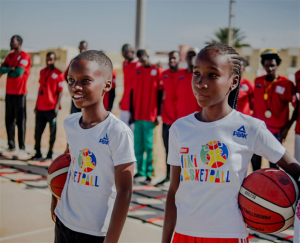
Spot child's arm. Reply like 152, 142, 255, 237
277, 151, 300, 188
104, 162, 134, 243
162, 165, 181, 243
50, 144, 69, 223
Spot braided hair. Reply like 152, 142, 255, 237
201, 43, 242, 109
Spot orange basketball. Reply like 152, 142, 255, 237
238, 168, 299, 233
47, 153, 71, 199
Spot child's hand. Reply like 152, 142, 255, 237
51, 195, 58, 223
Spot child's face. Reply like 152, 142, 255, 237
67, 59, 111, 109
192, 49, 238, 108
46, 54, 56, 67
139, 54, 149, 66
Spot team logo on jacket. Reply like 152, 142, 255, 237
179, 75, 184, 80
200, 141, 228, 168
241, 84, 249, 92
163, 75, 168, 79
233, 126, 248, 139
255, 84, 262, 88
78, 148, 97, 173
136, 70, 141, 74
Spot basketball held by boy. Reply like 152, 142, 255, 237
162, 43, 300, 243
51, 50, 136, 243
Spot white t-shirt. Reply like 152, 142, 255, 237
294, 200, 300, 242
55, 112, 136, 236
167, 110, 286, 238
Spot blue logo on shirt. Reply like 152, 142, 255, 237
233, 126, 248, 139
136, 70, 141, 74
99, 134, 109, 145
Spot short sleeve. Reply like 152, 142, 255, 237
284, 81, 296, 103
167, 127, 181, 166
252, 121, 286, 163
109, 128, 136, 166
18, 54, 31, 69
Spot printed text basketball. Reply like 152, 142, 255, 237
47, 153, 71, 199
238, 168, 299, 233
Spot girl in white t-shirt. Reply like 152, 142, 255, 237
162, 43, 300, 243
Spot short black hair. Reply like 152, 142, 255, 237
168, 50, 180, 58
261, 54, 281, 66
46, 51, 56, 59
12, 35, 23, 45
137, 49, 148, 58
240, 57, 249, 67
201, 43, 241, 110
122, 44, 134, 52
79, 40, 88, 46
73, 50, 113, 79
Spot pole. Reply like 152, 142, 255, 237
228, 0, 235, 47
135, 0, 146, 50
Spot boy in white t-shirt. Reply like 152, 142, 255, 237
162, 44, 300, 243
51, 50, 136, 243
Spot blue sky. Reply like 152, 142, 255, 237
0, 0, 299, 53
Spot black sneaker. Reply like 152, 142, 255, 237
134, 173, 143, 178
31, 154, 44, 161
155, 176, 170, 186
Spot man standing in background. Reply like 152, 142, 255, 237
0, 35, 31, 160
120, 44, 140, 127
156, 51, 183, 185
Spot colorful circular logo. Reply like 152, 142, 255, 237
78, 148, 97, 173
200, 141, 228, 168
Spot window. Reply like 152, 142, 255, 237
291, 56, 297, 67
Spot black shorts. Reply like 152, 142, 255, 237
55, 217, 105, 243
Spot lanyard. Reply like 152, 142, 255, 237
263, 76, 278, 118
39, 68, 54, 95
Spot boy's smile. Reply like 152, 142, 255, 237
67, 59, 110, 109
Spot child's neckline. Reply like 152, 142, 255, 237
192, 109, 236, 127
77, 112, 111, 131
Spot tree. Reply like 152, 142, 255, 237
205, 28, 250, 48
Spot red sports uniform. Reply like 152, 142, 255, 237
120, 59, 140, 111
3, 51, 31, 95
36, 67, 64, 111
176, 69, 202, 119
253, 75, 297, 134
295, 70, 300, 135
103, 70, 116, 110
237, 78, 254, 116
133, 65, 162, 122
161, 68, 184, 124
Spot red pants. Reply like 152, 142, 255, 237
172, 232, 249, 243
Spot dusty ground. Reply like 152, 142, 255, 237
0, 67, 297, 175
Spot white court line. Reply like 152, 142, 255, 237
0, 227, 53, 241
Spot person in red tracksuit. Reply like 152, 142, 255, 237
32, 52, 64, 161
236, 58, 254, 116
0, 35, 31, 160
176, 47, 202, 119
252, 48, 298, 171
156, 51, 184, 185
120, 44, 140, 127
